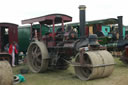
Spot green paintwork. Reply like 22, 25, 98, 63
102, 26, 111, 36
98, 37, 108, 44
32, 24, 49, 35
123, 27, 125, 39
18, 24, 49, 53
101, 26, 126, 39
102, 42, 118, 50
18, 26, 30, 53
67, 18, 117, 26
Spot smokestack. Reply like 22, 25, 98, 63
79, 5, 86, 38
117, 16, 123, 40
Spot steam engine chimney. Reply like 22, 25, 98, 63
117, 16, 123, 40
79, 5, 86, 38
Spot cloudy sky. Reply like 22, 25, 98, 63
0, 0, 128, 25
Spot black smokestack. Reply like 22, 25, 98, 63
117, 16, 123, 40
79, 5, 86, 38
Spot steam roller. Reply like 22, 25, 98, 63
22, 5, 115, 80
74, 50, 114, 80
0, 61, 13, 85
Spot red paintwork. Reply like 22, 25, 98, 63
125, 46, 128, 57
48, 41, 56, 47
85, 26, 89, 36
8, 44, 18, 54
0, 23, 18, 51
52, 19, 55, 40
96, 24, 102, 31
62, 19, 64, 32
22, 14, 72, 47
22, 14, 72, 25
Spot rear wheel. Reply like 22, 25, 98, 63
27, 41, 49, 73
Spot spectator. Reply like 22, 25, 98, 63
8, 41, 18, 67
4, 43, 9, 52
14, 42, 19, 65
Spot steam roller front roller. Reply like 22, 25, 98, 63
74, 50, 115, 80
27, 41, 49, 73
0, 61, 13, 85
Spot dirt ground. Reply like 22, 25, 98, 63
13, 58, 128, 85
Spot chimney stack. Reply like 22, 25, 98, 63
117, 16, 123, 40
79, 5, 86, 38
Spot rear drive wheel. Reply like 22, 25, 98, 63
27, 41, 49, 73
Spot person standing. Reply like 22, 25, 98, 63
8, 42, 18, 67
14, 42, 19, 65
4, 43, 9, 52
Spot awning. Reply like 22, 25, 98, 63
22, 14, 72, 25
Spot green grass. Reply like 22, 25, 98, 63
13, 58, 128, 85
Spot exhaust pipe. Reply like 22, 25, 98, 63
117, 16, 123, 40
79, 5, 86, 38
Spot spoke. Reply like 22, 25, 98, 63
36, 52, 41, 57
36, 58, 41, 63
32, 46, 35, 53
31, 44, 42, 70
37, 47, 40, 53
32, 52, 34, 55
31, 45, 40, 59
32, 46, 38, 54
34, 46, 38, 54
32, 58, 41, 69
35, 59, 41, 68
31, 55, 34, 61
32, 58, 37, 67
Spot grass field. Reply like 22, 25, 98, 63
13, 58, 128, 85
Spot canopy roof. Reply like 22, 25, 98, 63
67, 18, 118, 27
0, 23, 18, 27
22, 14, 72, 25
87, 18, 118, 25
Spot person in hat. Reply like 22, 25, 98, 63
88, 34, 100, 50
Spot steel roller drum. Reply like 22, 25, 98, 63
74, 50, 114, 80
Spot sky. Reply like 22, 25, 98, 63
0, 0, 128, 25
